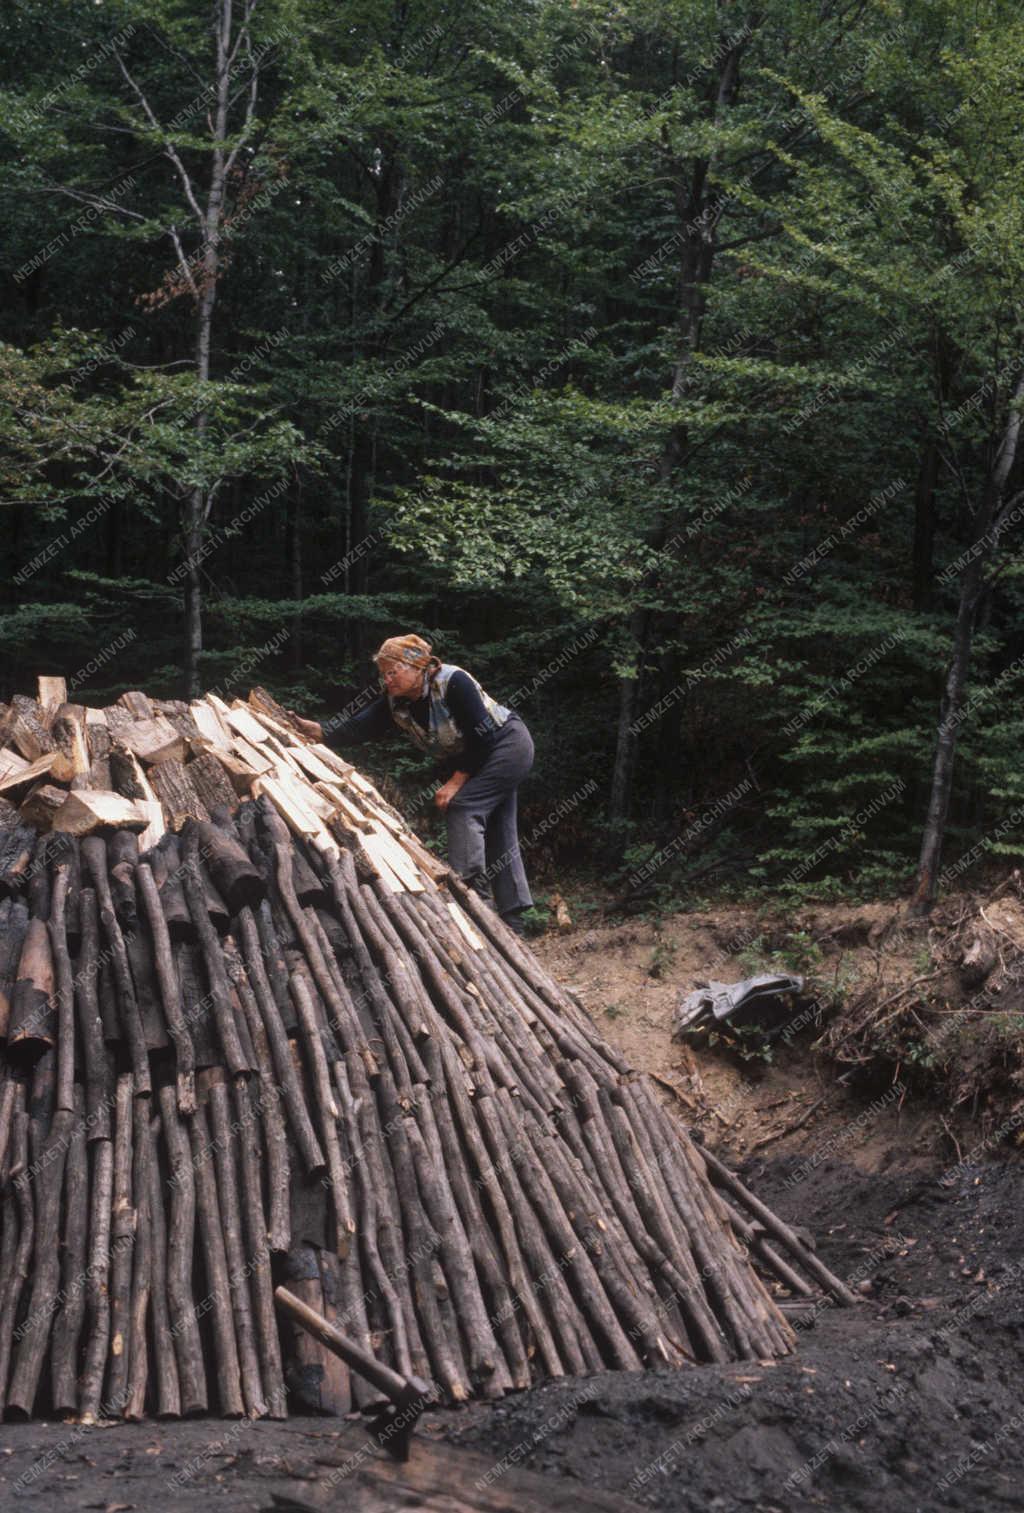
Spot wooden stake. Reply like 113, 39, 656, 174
156, 1083, 207, 1414
51, 1085, 89, 1414
146, 1111, 182, 1417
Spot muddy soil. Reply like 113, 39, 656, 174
3, 901, 1024, 1512
440, 1152, 1024, 1511
4, 1153, 1021, 1511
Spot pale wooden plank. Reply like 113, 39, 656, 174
448, 900, 485, 951
367, 821, 424, 892
0, 751, 59, 797
190, 699, 233, 751
289, 744, 342, 786
37, 676, 67, 713
231, 735, 273, 774
253, 774, 321, 838
225, 704, 271, 744
0, 749, 29, 782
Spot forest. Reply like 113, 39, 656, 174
3, 0, 1023, 912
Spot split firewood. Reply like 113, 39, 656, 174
53, 790, 151, 837
36, 676, 68, 717
148, 758, 211, 830
52, 702, 90, 778
8, 695, 55, 762
19, 783, 68, 831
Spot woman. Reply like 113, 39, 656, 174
293, 634, 534, 935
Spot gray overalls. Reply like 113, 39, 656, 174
388, 664, 535, 925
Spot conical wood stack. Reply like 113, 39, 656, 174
0, 678, 848, 1421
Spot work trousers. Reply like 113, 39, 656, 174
445, 715, 534, 920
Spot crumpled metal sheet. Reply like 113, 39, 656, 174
674, 972, 805, 1036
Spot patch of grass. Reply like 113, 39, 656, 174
736, 929, 824, 977
699, 1022, 776, 1064
521, 903, 550, 936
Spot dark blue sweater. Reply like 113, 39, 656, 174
323, 669, 506, 778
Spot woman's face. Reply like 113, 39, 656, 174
379, 659, 425, 699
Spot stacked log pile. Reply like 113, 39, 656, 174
0, 679, 850, 1423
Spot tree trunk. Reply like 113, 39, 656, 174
180, 0, 254, 696
911, 436, 938, 611
913, 334, 954, 611
912, 369, 1024, 911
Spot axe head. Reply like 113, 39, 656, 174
366, 1375, 436, 1462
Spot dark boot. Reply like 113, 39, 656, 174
464, 870, 493, 903
500, 906, 526, 937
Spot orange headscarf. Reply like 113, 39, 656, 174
372, 634, 442, 678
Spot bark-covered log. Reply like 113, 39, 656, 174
376, 1070, 467, 1400
7, 1102, 75, 1416
232, 1077, 287, 1416
156, 1082, 207, 1414
189, 1098, 244, 1416
52, 701, 90, 781
236, 907, 322, 1175
86, 720, 112, 792
76, 889, 114, 1139
0, 897, 30, 1038
136, 861, 196, 1113
9, 694, 55, 761
148, 758, 210, 831
180, 826, 248, 1076
108, 830, 139, 926
104, 1074, 136, 1414
0, 1097, 33, 1418
7, 915, 56, 1053
79, 1135, 114, 1422
0, 810, 38, 899
50, 1085, 89, 1414
82, 836, 150, 1094
292, 842, 325, 904
289, 968, 354, 1255
146, 1111, 182, 1418
19, 783, 68, 830
125, 1091, 154, 1420
188, 751, 240, 817
149, 835, 193, 939
225, 939, 290, 1249
190, 818, 266, 913
205, 1069, 267, 1418
128, 926, 170, 1054
698, 1142, 859, 1307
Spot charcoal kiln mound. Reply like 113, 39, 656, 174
0, 679, 851, 1423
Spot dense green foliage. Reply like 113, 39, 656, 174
2, 0, 1023, 902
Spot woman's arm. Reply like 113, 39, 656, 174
290, 684, 398, 746
318, 693, 394, 748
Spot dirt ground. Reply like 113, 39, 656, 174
3, 897, 1024, 1511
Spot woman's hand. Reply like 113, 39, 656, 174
289, 714, 323, 742
434, 771, 469, 811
